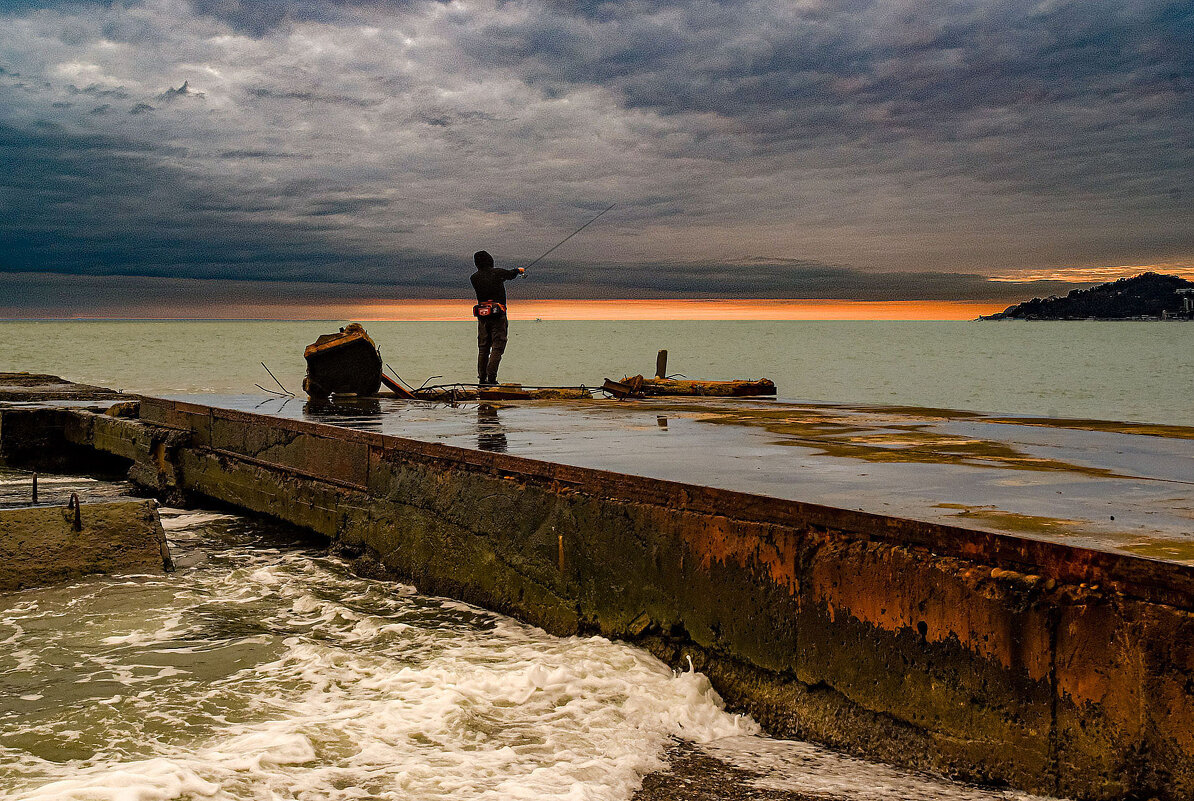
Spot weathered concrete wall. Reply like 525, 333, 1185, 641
7, 397, 1194, 799
0, 499, 172, 592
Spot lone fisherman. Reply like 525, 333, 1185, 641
470, 250, 524, 386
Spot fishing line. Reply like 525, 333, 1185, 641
521, 203, 616, 274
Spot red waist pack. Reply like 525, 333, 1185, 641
473, 301, 507, 318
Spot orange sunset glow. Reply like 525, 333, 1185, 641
132, 298, 1008, 321
989, 263, 1194, 283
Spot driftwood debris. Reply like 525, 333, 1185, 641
616, 375, 776, 397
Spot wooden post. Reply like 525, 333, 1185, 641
655, 349, 668, 379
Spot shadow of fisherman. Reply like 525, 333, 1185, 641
470, 250, 524, 386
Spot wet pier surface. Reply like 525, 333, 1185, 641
189, 394, 1194, 564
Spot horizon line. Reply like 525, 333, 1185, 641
0, 298, 1010, 322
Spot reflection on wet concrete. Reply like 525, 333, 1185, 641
476, 404, 508, 453
302, 397, 384, 431
179, 393, 1194, 563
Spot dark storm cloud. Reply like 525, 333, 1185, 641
463, 0, 1193, 186
520, 258, 1079, 301
306, 196, 395, 216
0, 267, 1074, 317
1, 115, 1062, 302
0, 0, 1191, 311
0, 123, 451, 285
218, 148, 306, 159
245, 86, 382, 107
188, 0, 450, 37
68, 84, 130, 99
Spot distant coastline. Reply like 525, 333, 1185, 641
980, 272, 1194, 321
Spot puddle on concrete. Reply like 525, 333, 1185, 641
985, 417, 1194, 441
933, 504, 1091, 538
1119, 538, 1194, 562
660, 406, 1126, 478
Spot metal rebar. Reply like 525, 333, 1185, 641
384, 364, 418, 392
67, 493, 81, 531
261, 363, 294, 396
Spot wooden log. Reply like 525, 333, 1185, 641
621, 377, 777, 397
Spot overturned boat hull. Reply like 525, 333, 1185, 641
303, 324, 383, 399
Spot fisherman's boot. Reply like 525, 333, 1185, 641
477, 351, 489, 385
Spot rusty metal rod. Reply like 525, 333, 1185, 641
67, 493, 81, 531
261, 363, 294, 396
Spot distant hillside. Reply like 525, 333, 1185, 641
981, 272, 1194, 320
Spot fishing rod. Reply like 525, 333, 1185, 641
520, 203, 616, 275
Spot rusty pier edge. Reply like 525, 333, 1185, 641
4, 396, 1194, 800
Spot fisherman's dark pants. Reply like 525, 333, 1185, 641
477, 315, 508, 383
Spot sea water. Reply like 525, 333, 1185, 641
1, 319, 1192, 425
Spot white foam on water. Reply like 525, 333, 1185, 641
99, 614, 187, 647
1, 515, 756, 801
10, 759, 220, 801
0, 477, 97, 486
701, 736, 1059, 801
157, 511, 238, 531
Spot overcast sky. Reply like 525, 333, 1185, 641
1, 0, 1191, 308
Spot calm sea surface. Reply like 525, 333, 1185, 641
1, 319, 1192, 424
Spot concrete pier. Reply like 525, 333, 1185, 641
3, 387, 1194, 799
0, 499, 172, 591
